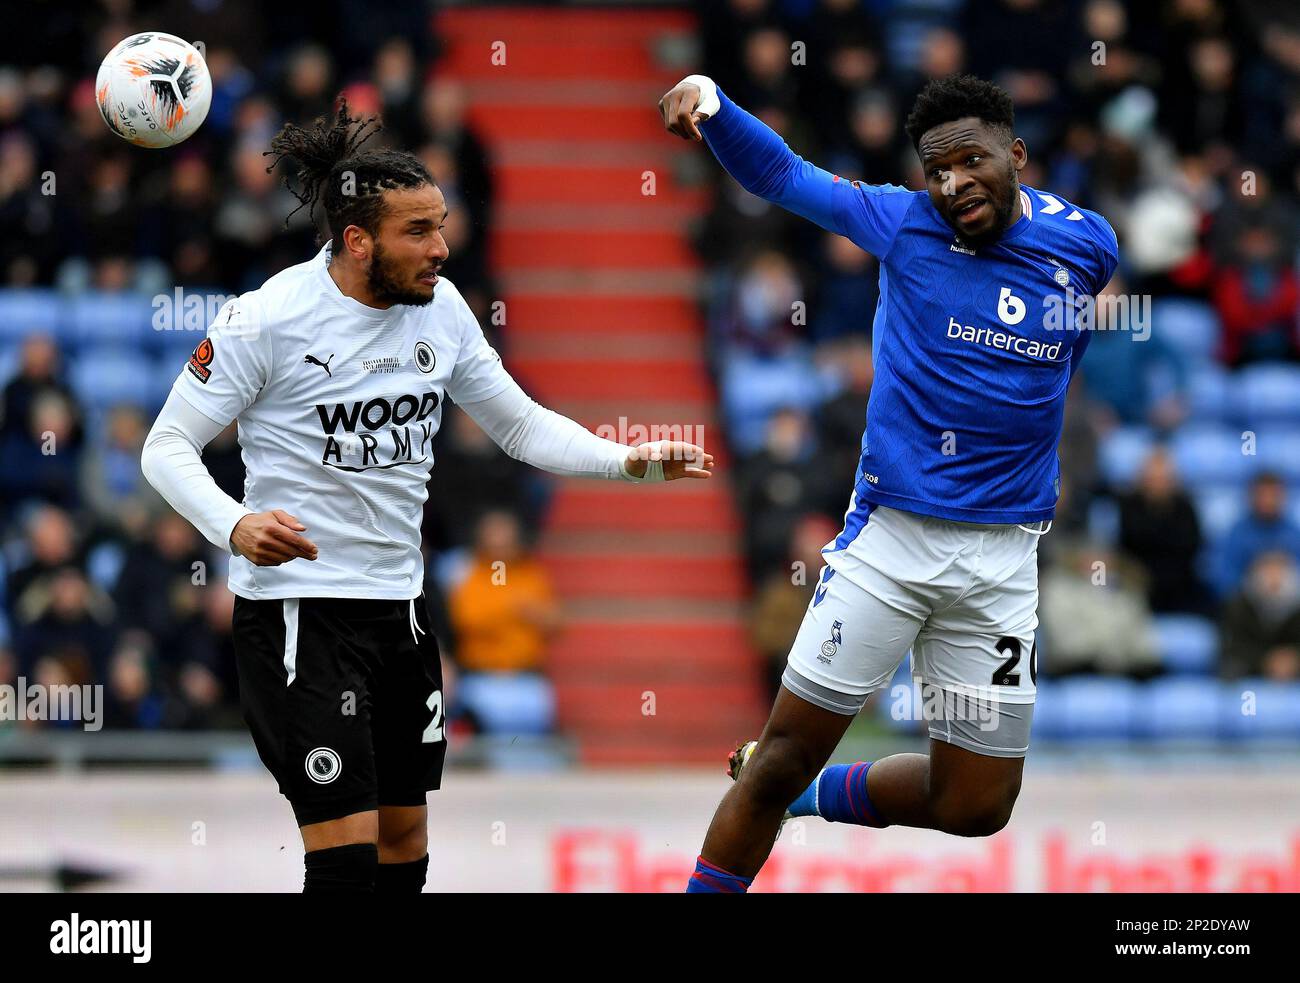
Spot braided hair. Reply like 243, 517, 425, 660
264, 97, 435, 245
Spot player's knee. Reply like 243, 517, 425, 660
740, 736, 822, 805
378, 817, 428, 861
933, 788, 1019, 837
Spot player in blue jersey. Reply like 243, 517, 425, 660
660, 74, 1120, 893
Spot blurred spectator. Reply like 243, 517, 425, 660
717, 249, 805, 357
1213, 220, 1299, 366
450, 510, 559, 674
12, 566, 115, 685
424, 406, 541, 553
735, 407, 839, 580
0, 334, 81, 443
448, 511, 559, 734
1039, 542, 1161, 678
1079, 276, 1188, 430
814, 335, 873, 488
112, 511, 209, 653
80, 403, 161, 530
811, 232, 879, 344
1220, 550, 1300, 681
1, 365, 84, 531
1117, 447, 1209, 613
749, 513, 839, 698
1217, 472, 1300, 596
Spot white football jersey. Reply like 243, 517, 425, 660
170, 243, 511, 600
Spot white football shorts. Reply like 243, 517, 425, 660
783, 502, 1043, 757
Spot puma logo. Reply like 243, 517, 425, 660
304, 353, 334, 377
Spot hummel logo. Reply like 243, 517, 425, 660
813, 567, 836, 607
304, 353, 334, 377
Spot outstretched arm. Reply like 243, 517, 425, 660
660, 74, 840, 231
445, 283, 712, 482
458, 377, 713, 483
659, 74, 913, 257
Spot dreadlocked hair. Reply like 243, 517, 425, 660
264, 96, 434, 244
904, 74, 1015, 150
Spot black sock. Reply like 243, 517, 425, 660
375, 854, 429, 894
303, 843, 378, 894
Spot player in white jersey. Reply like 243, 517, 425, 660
141, 101, 713, 893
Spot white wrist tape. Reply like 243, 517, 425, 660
622, 441, 668, 483
680, 74, 720, 119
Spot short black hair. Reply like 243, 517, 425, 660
904, 74, 1015, 150
264, 97, 435, 244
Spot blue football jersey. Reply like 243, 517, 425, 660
701, 88, 1119, 527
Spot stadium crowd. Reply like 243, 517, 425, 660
693, 0, 1300, 724
2, 0, 1299, 742
0, 1, 558, 735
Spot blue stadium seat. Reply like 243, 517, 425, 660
1218, 680, 1300, 740
1186, 364, 1231, 422
720, 352, 825, 455
455, 673, 556, 736
143, 286, 232, 356
1191, 484, 1246, 545
1031, 678, 1066, 739
876, 656, 926, 733
150, 353, 184, 406
1254, 427, 1300, 482
1151, 298, 1221, 363
66, 292, 156, 348
1098, 425, 1155, 487
0, 289, 65, 344
1170, 424, 1252, 484
1232, 365, 1300, 425
1049, 677, 1142, 739
0, 346, 19, 387
1141, 677, 1220, 739
1151, 614, 1218, 675
69, 347, 156, 410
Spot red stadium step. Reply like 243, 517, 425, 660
439, 42, 664, 81
546, 487, 739, 533
556, 682, 765, 728
541, 554, 747, 601
436, 8, 694, 43
501, 295, 703, 333
491, 230, 698, 270
509, 330, 701, 360
441, 5, 765, 764
493, 166, 706, 208
508, 357, 708, 400
549, 623, 754, 681
466, 104, 673, 142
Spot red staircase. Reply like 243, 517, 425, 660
435, 6, 767, 764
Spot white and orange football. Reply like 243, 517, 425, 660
96, 32, 211, 148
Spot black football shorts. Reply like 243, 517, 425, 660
232, 592, 448, 827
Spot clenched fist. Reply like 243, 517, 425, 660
231, 509, 318, 566
659, 78, 710, 141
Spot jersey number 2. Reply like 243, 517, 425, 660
992, 637, 1037, 686
423, 690, 445, 744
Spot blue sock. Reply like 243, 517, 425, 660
788, 776, 820, 817
686, 856, 754, 893
809, 762, 888, 827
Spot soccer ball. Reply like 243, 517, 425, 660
96, 32, 212, 148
